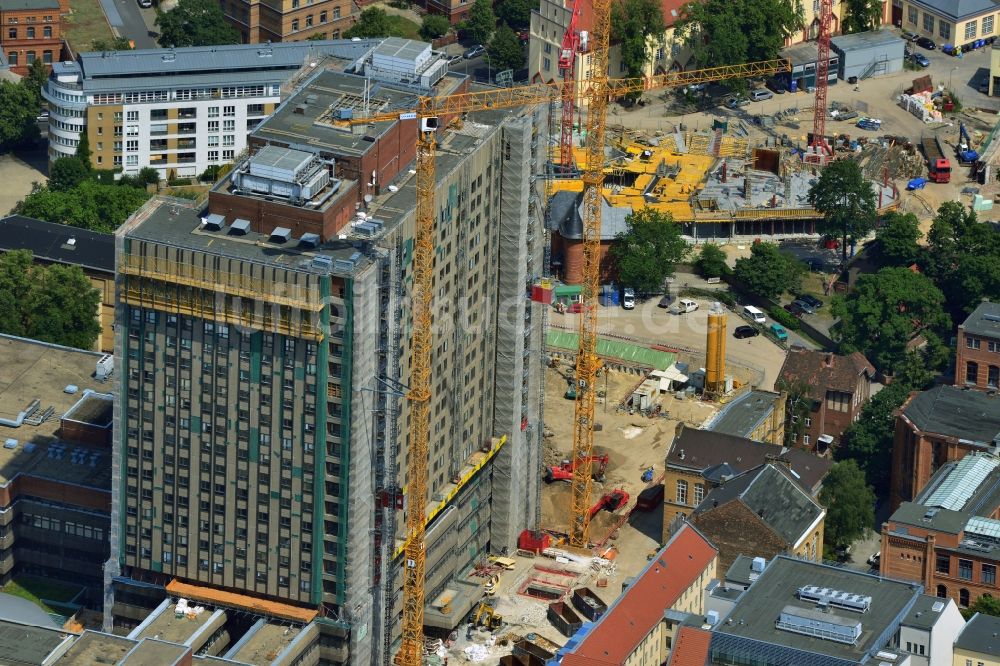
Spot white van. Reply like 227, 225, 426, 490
750, 89, 774, 102
674, 298, 699, 314
622, 287, 636, 310
743, 305, 766, 324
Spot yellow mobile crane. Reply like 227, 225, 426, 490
346, 46, 788, 666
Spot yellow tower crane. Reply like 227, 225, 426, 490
345, 57, 789, 666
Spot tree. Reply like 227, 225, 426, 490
155, 0, 240, 47
694, 243, 731, 278
875, 212, 922, 266
733, 242, 805, 300
836, 380, 912, 490
776, 377, 813, 447
27, 264, 102, 349
0, 250, 33, 338
75, 133, 93, 168
345, 7, 398, 38
0, 80, 41, 151
842, 0, 882, 34
15, 179, 150, 232
488, 24, 524, 73
609, 208, 689, 294
464, 0, 496, 45
91, 36, 134, 50
48, 157, 91, 192
611, 0, 665, 93
306, 32, 328, 41
963, 594, 1000, 620
420, 14, 451, 40
0, 251, 101, 350
25, 59, 48, 100
831, 267, 951, 372
808, 159, 878, 263
496, 0, 534, 30
922, 202, 1000, 318
819, 460, 875, 549
678, 0, 801, 73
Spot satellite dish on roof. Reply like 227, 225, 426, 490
364, 194, 373, 203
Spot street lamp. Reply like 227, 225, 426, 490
483, 52, 492, 84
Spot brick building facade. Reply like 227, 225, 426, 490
891, 385, 1000, 509
881, 453, 1000, 612
0, 0, 66, 76
221, 0, 356, 44
778, 348, 875, 453
955, 301, 1000, 390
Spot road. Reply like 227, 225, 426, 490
100, 0, 158, 49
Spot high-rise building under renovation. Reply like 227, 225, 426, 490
108, 38, 548, 664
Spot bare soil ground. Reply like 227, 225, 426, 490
0, 147, 46, 215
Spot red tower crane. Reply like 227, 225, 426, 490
558, 0, 584, 169
810, 0, 833, 163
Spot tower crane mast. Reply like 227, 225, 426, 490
345, 56, 790, 666
810, 0, 833, 162
558, 0, 585, 169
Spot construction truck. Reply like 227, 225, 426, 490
921, 135, 951, 183
472, 602, 503, 630
587, 489, 629, 520
544, 455, 609, 483
958, 123, 979, 164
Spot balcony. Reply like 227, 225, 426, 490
149, 140, 168, 151
177, 108, 197, 119
176, 123, 196, 135
176, 138, 197, 150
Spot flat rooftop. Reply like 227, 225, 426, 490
126, 198, 371, 278
715, 556, 920, 663
707, 389, 783, 440
120, 638, 191, 666
252, 67, 466, 158
0, 335, 112, 489
0, 619, 73, 665
136, 605, 219, 644
230, 623, 305, 665
58, 631, 137, 665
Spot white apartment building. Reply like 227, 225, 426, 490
42, 39, 381, 178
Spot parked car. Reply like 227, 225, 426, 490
448, 54, 463, 64
980, 77, 991, 94
657, 294, 674, 308
734, 325, 760, 339
908, 52, 930, 67
686, 82, 707, 93
463, 44, 486, 59
725, 95, 750, 109
792, 298, 817, 314
901, 31, 920, 42
672, 298, 699, 314
770, 323, 788, 341
916, 36, 936, 50
750, 88, 774, 102
36, 109, 49, 121
622, 287, 636, 310
137, 0, 152, 7
797, 294, 823, 309
765, 78, 787, 94
783, 302, 805, 318
867, 551, 881, 567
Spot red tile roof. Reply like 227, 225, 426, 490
561, 524, 717, 666
571, 0, 689, 35
778, 348, 875, 402
667, 626, 712, 666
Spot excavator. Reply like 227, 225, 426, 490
587, 488, 629, 520
544, 454, 609, 483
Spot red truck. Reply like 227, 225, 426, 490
921, 135, 951, 183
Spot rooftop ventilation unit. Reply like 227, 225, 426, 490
776, 605, 861, 645
751, 557, 766, 573
299, 233, 321, 249
355, 221, 383, 237
96, 354, 114, 381
311, 255, 334, 271
334, 251, 363, 273
231, 218, 251, 235
269, 227, 292, 243
797, 586, 872, 613
984, 314, 1000, 322
337, 108, 354, 121
203, 214, 225, 231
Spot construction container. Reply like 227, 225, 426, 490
547, 601, 584, 637
512, 639, 555, 662
499, 654, 544, 666
635, 483, 665, 511
517, 529, 551, 554
572, 586, 608, 621
598, 284, 620, 307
